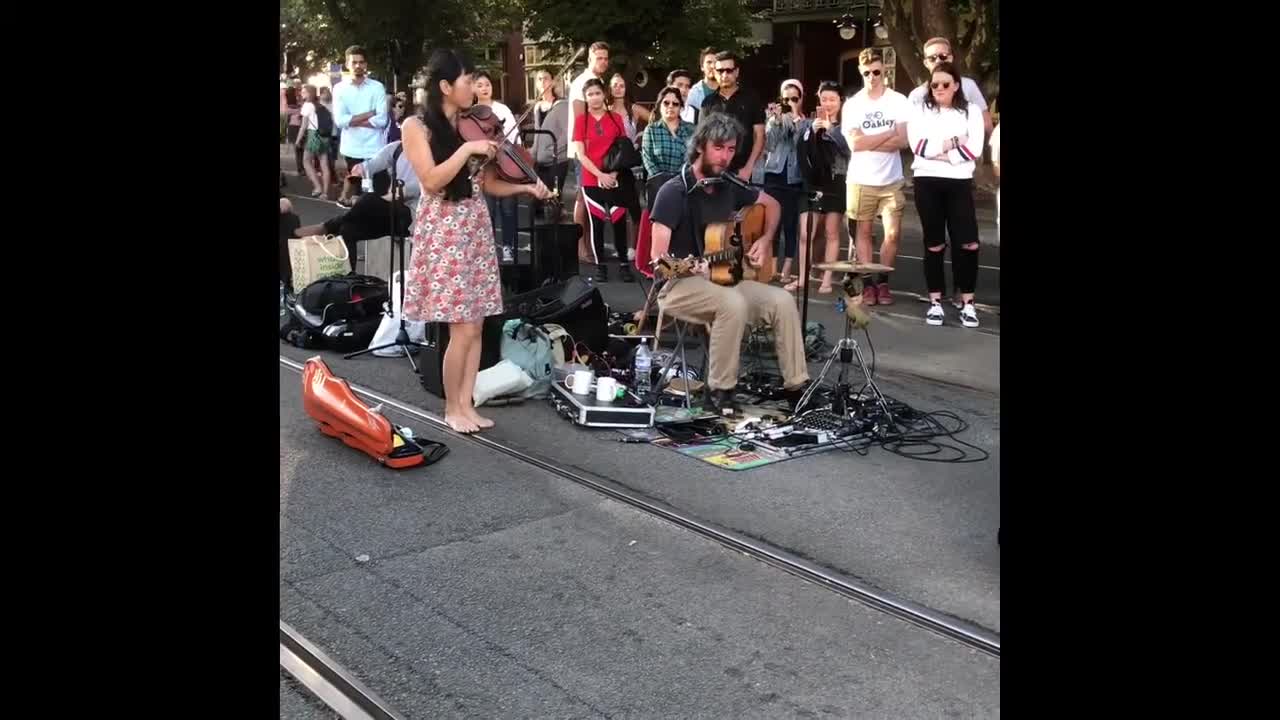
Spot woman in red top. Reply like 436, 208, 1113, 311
572, 78, 635, 282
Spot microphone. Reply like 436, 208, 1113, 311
686, 176, 723, 195
717, 171, 752, 192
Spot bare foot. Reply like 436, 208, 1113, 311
818, 284, 833, 294
466, 410, 495, 429
445, 413, 479, 433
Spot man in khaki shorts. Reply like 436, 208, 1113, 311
842, 48, 911, 305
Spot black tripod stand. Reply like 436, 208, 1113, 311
344, 156, 427, 370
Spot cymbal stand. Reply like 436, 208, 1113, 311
792, 313, 894, 427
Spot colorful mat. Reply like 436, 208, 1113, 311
649, 434, 789, 471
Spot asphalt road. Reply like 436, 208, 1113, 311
279, 150, 1001, 715
280, 366, 1000, 717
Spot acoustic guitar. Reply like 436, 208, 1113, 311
652, 203, 773, 286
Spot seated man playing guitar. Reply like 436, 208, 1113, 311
649, 113, 810, 415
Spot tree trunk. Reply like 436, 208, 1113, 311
881, 0, 997, 102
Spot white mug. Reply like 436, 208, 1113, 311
595, 376, 618, 402
565, 369, 594, 396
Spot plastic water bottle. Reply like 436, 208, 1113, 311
633, 341, 652, 398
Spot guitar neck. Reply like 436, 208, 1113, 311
701, 248, 738, 264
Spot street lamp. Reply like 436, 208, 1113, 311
835, 14, 858, 40
834, 2, 887, 43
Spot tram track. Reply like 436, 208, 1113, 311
281, 620, 406, 720
280, 355, 999, 659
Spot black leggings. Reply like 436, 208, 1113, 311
913, 176, 979, 295
581, 186, 629, 265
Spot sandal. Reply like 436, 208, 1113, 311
783, 279, 801, 292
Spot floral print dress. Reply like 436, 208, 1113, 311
402, 173, 503, 323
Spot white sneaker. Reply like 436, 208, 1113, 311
627, 247, 636, 261
926, 301, 945, 326
960, 302, 979, 328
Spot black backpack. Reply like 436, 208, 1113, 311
297, 273, 388, 325
281, 274, 390, 351
316, 104, 334, 138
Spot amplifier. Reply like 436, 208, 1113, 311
549, 378, 654, 428
502, 223, 582, 295
418, 277, 610, 399
417, 317, 508, 400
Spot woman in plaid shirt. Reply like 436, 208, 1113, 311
641, 86, 696, 209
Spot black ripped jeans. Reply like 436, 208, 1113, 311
912, 176, 980, 296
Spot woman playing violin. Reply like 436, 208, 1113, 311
400, 49, 550, 434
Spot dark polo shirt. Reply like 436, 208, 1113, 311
700, 87, 766, 172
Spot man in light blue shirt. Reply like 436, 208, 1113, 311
332, 45, 388, 206
683, 48, 719, 126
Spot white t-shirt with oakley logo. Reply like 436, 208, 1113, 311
841, 88, 912, 187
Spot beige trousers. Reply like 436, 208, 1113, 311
658, 278, 810, 391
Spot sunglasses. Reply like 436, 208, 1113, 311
925, 53, 951, 62
661, 100, 681, 107
784, 96, 800, 103
861, 69, 882, 77
930, 81, 953, 90
715, 67, 737, 74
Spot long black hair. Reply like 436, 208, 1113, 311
421, 48, 476, 201
922, 62, 969, 116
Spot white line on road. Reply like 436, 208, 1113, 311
800, 291, 1000, 322
880, 254, 1000, 271
285, 193, 346, 208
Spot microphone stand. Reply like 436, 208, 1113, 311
344, 157, 427, 371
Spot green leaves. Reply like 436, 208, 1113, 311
519, 0, 751, 71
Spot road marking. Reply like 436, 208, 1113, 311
796, 286, 999, 316
285, 193, 346, 208
886, 254, 1001, 271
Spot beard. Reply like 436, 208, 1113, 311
698, 157, 719, 178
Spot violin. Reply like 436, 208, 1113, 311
455, 103, 543, 187
454, 45, 587, 198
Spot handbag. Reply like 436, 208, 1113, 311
288, 234, 350, 290
601, 112, 641, 172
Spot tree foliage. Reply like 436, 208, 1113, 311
518, 0, 757, 84
280, 0, 523, 91
882, 0, 998, 104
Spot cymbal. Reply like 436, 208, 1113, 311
811, 261, 895, 273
